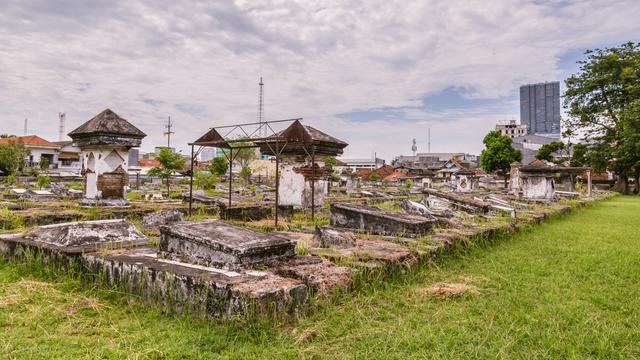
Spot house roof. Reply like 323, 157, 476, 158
69, 109, 146, 138
383, 171, 408, 182
0, 135, 59, 149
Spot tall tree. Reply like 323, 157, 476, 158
147, 148, 187, 195
563, 42, 640, 192
480, 130, 522, 187
0, 139, 30, 175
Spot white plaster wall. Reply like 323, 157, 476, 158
522, 176, 554, 200
81, 146, 129, 199
28, 148, 58, 166
278, 161, 326, 209
278, 163, 305, 207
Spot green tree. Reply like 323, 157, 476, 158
368, 173, 381, 182
39, 156, 50, 171
480, 130, 522, 188
194, 170, 216, 190
147, 148, 187, 195
209, 156, 229, 176
239, 166, 252, 184
536, 141, 565, 163
0, 139, 30, 175
223, 140, 257, 183
563, 42, 640, 192
570, 143, 588, 167
36, 175, 50, 189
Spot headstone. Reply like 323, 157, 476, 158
313, 226, 356, 248
142, 210, 184, 232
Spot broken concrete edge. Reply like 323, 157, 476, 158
0, 238, 310, 321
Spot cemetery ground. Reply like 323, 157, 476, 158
0, 195, 638, 358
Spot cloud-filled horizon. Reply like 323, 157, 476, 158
1, 0, 639, 161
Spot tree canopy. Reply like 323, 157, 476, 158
480, 130, 522, 187
0, 139, 30, 175
563, 42, 640, 192
148, 148, 187, 195
209, 156, 229, 176
536, 141, 565, 163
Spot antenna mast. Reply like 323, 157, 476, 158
24, 118, 28, 135
258, 77, 265, 136
58, 112, 66, 141
164, 116, 174, 148
428, 128, 431, 153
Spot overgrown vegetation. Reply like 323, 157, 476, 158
1, 197, 637, 358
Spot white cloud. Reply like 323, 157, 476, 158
0, 0, 638, 161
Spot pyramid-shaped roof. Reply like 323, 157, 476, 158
69, 109, 146, 138
190, 128, 230, 148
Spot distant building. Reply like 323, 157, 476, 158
395, 153, 478, 168
520, 81, 561, 136
336, 158, 385, 172
199, 147, 217, 162
512, 134, 559, 165
128, 148, 140, 167
496, 120, 527, 138
0, 135, 60, 169
53, 141, 81, 170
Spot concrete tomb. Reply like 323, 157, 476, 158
68, 109, 146, 206
330, 202, 437, 237
159, 220, 295, 270
454, 169, 479, 193
23, 219, 147, 249
256, 120, 348, 209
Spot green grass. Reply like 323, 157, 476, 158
1, 196, 639, 358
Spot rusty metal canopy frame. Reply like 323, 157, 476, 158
187, 117, 327, 226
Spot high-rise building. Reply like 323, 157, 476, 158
519, 81, 561, 136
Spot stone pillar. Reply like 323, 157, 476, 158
587, 170, 592, 197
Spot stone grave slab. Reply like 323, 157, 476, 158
330, 202, 437, 237
159, 220, 295, 270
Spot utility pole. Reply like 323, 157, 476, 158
428, 128, 431, 153
24, 118, 28, 135
164, 116, 174, 148
257, 77, 265, 136
58, 112, 66, 141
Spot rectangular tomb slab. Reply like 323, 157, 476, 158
330, 202, 437, 237
159, 220, 295, 270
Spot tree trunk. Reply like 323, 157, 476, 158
166, 176, 171, 197
613, 175, 629, 194
634, 172, 640, 195
504, 175, 509, 189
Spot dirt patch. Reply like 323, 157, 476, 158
419, 283, 478, 299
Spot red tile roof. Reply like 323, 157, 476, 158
0, 135, 59, 148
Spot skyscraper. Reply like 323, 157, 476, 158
519, 81, 561, 136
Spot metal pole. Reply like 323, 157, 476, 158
188, 145, 194, 216
275, 150, 279, 227
228, 148, 233, 208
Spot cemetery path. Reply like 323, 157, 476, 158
1, 196, 639, 359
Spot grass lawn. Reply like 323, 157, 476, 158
1, 196, 639, 359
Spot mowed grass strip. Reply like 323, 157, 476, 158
0, 196, 639, 359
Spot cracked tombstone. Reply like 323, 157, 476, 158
313, 226, 356, 248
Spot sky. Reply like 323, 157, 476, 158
1, 0, 639, 161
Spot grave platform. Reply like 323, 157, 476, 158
159, 220, 295, 270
